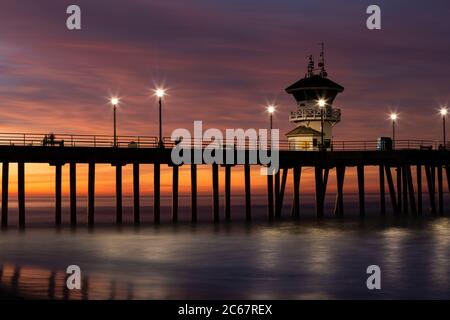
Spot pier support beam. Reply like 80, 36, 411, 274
267, 172, 274, 220
55, 164, 62, 226
115, 165, 123, 224
396, 166, 402, 213
292, 166, 301, 218
212, 163, 219, 223
191, 164, 197, 222
417, 165, 422, 215
18, 162, 25, 228
357, 165, 365, 217
154, 163, 160, 224
406, 165, 417, 215
225, 166, 231, 221
88, 163, 95, 226
1, 162, 9, 228
172, 165, 179, 223
274, 170, 280, 219
402, 165, 409, 214
70, 163, 77, 226
425, 165, 437, 215
385, 166, 399, 214
244, 163, 251, 221
277, 168, 288, 218
133, 163, 140, 225
315, 166, 325, 218
437, 165, 444, 216
379, 165, 386, 215
334, 166, 346, 217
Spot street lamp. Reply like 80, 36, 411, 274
317, 99, 326, 151
110, 97, 120, 147
267, 105, 275, 130
390, 113, 398, 149
440, 107, 448, 148
154, 88, 166, 148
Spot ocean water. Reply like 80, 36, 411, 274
1, 199, 450, 299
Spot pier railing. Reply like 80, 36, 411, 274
0, 133, 444, 151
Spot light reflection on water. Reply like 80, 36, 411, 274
1, 217, 450, 299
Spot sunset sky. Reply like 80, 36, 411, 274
1, 0, 450, 198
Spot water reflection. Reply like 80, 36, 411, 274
1, 218, 450, 299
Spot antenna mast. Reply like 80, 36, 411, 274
306, 55, 315, 77
318, 42, 327, 78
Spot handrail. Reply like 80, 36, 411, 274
0, 133, 445, 151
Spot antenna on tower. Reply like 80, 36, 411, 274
318, 42, 327, 78
306, 55, 315, 77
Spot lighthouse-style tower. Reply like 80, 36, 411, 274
285, 44, 344, 150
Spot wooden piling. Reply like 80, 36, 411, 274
244, 163, 251, 221
115, 165, 123, 224
315, 166, 324, 218
335, 166, 345, 217
55, 164, 62, 226
277, 168, 288, 218
437, 165, 444, 216
267, 172, 274, 220
212, 163, 219, 223
172, 165, 179, 223
70, 163, 77, 226
425, 165, 437, 214
225, 165, 231, 221
88, 163, 95, 226
191, 164, 197, 222
397, 166, 402, 213
402, 165, 409, 214
274, 170, 280, 219
154, 163, 160, 224
292, 166, 301, 218
406, 165, 417, 215
417, 165, 422, 215
385, 166, 399, 214
1, 162, 9, 228
18, 162, 25, 228
446, 165, 450, 201
133, 163, 140, 225
357, 165, 365, 217
379, 165, 386, 215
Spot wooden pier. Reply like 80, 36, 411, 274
0, 136, 450, 227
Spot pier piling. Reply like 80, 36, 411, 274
212, 163, 219, 223
225, 165, 231, 221
1, 162, 9, 227
133, 163, 140, 225
70, 163, 77, 226
154, 163, 160, 224
88, 163, 95, 226
172, 165, 179, 223
267, 172, 274, 220
315, 166, 324, 218
191, 164, 197, 222
417, 165, 422, 215
437, 165, 444, 216
244, 163, 251, 221
292, 166, 301, 218
55, 164, 62, 226
18, 162, 25, 228
357, 165, 365, 217
115, 164, 123, 224
379, 165, 386, 215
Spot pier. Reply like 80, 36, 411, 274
0, 133, 449, 228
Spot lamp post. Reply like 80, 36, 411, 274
110, 97, 119, 147
318, 99, 326, 151
154, 88, 166, 148
267, 105, 275, 149
440, 107, 448, 148
390, 113, 398, 150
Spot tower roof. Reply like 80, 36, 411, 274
285, 75, 344, 93
285, 74, 344, 104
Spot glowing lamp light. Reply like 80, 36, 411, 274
154, 88, 166, 98
390, 113, 398, 121
440, 107, 448, 116
267, 105, 276, 114
110, 97, 119, 105
318, 99, 326, 108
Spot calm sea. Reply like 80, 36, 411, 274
1, 195, 450, 299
